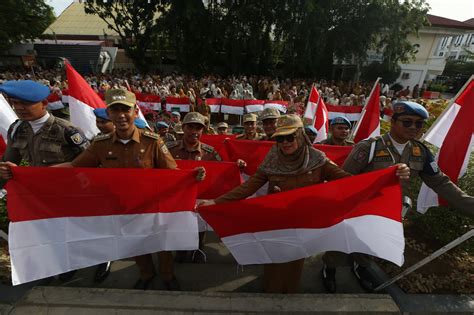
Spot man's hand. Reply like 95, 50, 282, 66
0, 162, 17, 180
198, 199, 216, 207
195, 166, 206, 181
395, 163, 410, 180
236, 159, 247, 170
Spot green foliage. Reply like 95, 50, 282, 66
427, 83, 448, 93
361, 61, 401, 83
0, 0, 55, 52
0, 197, 7, 233
443, 59, 474, 78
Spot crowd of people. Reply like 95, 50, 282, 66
0, 68, 472, 294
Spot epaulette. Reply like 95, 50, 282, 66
93, 133, 111, 142
143, 130, 160, 140
166, 140, 180, 148
201, 143, 216, 153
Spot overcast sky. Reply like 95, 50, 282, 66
47, 0, 473, 22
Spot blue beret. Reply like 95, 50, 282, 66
93, 108, 110, 120
155, 121, 169, 129
304, 126, 318, 135
392, 101, 429, 119
330, 116, 351, 127
171, 111, 181, 117
0, 80, 50, 102
134, 118, 147, 129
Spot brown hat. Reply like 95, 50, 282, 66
182, 112, 206, 126
271, 114, 304, 137
217, 122, 229, 129
105, 89, 136, 107
243, 113, 257, 123
260, 107, 281, 120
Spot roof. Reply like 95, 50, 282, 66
43, 2, 119, 37
464, 18, 474, 27
427, 14, 474, 30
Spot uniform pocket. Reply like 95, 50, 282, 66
39, 142, 64, 164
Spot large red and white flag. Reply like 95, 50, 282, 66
166, 96, 191, 113
136, 93, 161, 111
0, 94, 18, 144
326, 104, 363, 121
66, 63, 105, 139
203, 98, 221, 113
6, 167, 199, 285
264, 100, 288, 113
199, 167, 404, 266
220, 98, 245, 115
304, 86, 329, 142
46, 93, 64, 110
200, 134, 237, 161
245, 99, 265, 113
352, 81, 381, 143
417, 77, 474, 213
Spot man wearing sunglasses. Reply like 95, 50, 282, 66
321, 100, 474, 293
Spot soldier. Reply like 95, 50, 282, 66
321, 101, 474, 293
155, 121, 176, 143
66, 89, 193, 291
236, 113, 263, 140
216, 122, 229, 135
169, 111, 182, 135
304, 126, 318, 144
93, 108, 115, 134
259, 107, 281, 140
0, 80, 88, 282
319, 116, 354, 146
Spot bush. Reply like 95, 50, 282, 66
427, 83, 448, 93
0, 197, 6, 233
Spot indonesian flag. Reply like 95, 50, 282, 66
6, 167, 199, 285
245, 99, 265, 113
136, 93, 161, 111
66, 63, 105, 139
303, 86, 329, 142
352, 82, 381, 143
204, 98, 222, 113
200, 134, 237, 161
199, 167, 404, 266
327, 105, 363, 121
417, 77, 474, 213
61, 89, 69, 104
46, 93, 64, 110
382, 108, 394, 122
0, 135, 5, 157
166, 96, 190, 113
264, 100, 288, 113
0, 93, 18, 144
220, 98, 245, 115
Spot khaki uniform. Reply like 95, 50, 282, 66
236, 133, 264, 140
216, 160, 350, 293
2, 115, 87, 166
71, 127, 177, 281
167, 140, 221, 161
319, 137, 354, 146
162, 132, 176, 144
204, 126, 218, 135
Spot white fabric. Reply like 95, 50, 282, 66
220, 105, 244, 115
9, 211, 199, 285
424, 103, 461, 148
208, 105, 220, 113
28, 113, 50, 134
304, 100, 317, 120
245, 104, 264, 113
263, 103, 287, 113
221, 215, 404, 266
138, 101, 160, 111
388, 133, 408, 156
47, 100, 65, 110
69, 96, 100, 140
328, 112, 361, 121
0, 94, 19, 141
166, 104, 190, 113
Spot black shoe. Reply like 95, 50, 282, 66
191, 249, 206, 264
352, 263, 375, 292
94, 262, 112, 283
58, 270, 76, 282
163, 277, 181, 291
321, 265, 337, 293
133, 276, 155, 290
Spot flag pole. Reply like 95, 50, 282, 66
374, 229, 473, 292
421, 75, 474, 142
350, 77, 381, 140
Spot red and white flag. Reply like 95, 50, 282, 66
326, 104, 363, 121
66, 63, 105, 139
0, 93, 18, 144
6, 167, 199, 285
136, 93, 161, 111
46, 93, 64, 110
303, 86, 329, 142
264, 100, 288, 113
166, 96, 191, 113
245, 99, 265, 113
417, 77, 474, 213
352, 81, 381, 143
199, 167, 404, 266
220, 98, 245, 115
204, 98, 222, 113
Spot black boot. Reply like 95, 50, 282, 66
321, 264, 337, 293
94, 261, 112, 283
352, 262, 375, 292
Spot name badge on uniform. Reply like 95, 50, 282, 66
430, 161, 439, 173
375, 150, 390, 157
412, 146, 421, 156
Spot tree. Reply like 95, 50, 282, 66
0, 0, 54, 52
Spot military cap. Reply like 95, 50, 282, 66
243, 113, 257, 123
156, 121, 169, 129
182, 112, 206, 126
392, 101, 429, 119
330, 116, 351, 128
217, 122, 229, 129
93, 108, 110, 121
134, 118, 147, 129
272, 114, 304, 137
105, 89, 136, 107
260, 107, 281, 121
0, 80, 50, 103
171, 111, 181, 117
304, 125, 318, 135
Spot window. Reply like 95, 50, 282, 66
438, 52, 444, 57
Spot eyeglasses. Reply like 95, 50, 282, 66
275, 134, 296, 143
397, 119, 424, 129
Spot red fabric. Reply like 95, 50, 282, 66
6, 167, 198, 222
176, 160, 242, 199
326, 105, 363, 113
205, 98, 222, 105
199, 167, 401, 237
65, 63, 106, 109
200, 134, 236, 161
245, 100, 265, 106
353, 83, 380, 143
47, 93, 61, 102
437, 80, 474, 205
136, 93, 161, 103
221, 98, 245, 107
166, 96, 190, 105
264, 100, 288, 107
0, 135, 6, 157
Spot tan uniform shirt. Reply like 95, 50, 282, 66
71, 127, 176, 169
343, 133, 473, 217
319, 137, 354, 146
167, 140, 221, 161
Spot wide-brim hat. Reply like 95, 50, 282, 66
105, 89, 136, 107
271, 114, 303, 137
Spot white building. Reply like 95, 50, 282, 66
396, 14, 474, 90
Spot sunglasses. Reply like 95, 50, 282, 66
397, 119, 424, 129
275, 134, 296, 143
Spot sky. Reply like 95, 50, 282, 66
46, 0, 474, 22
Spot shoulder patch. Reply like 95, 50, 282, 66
64, 126, 89, 149
160, 141, 170, 154
201, 143, 215, 153
143, 130, 160, 140
94, 133, 112, 142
